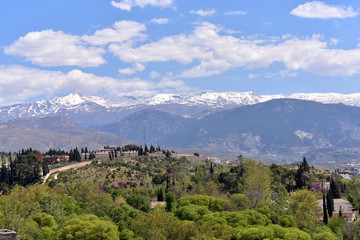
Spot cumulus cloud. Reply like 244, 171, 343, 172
111, 0, 173, 11
109, 22, 360, 78
190, 9, 216, 17
225, 11, 247, 16
150, 18, 169, 24
0, 65, 185, 105
82, 21, 147, 46
291, 1, 358, 19
5, 21, 147, 67
118, 62, 146, 75
4, 30, 106, 67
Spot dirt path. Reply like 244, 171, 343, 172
43, 161, 92, 183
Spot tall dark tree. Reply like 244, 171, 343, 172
327, 190, 334, 217
210, 162, 214, 175
0, 161, 9, 185
295, 157, 311, 189
75, 147, 81, 162
330, 175, 341, 198
138, 146, 144, 156
157, 188, 164, 201
339, 206, 343, 217
42, 160, 50, 176
323, 192, 328, 224
69, 149, 74, 161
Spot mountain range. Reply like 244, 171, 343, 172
2, 92, 360, 163
2, 91, 360, 127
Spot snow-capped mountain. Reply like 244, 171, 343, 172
1, 91, 360, 127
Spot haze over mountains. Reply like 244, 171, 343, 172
2, 92, 360, 163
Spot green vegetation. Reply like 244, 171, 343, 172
1, 147, 360, 239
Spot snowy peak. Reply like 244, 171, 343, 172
182, 91, 283, 106
29, 91, 360, 110
287, 92, 360, 106
1, 91, 360, 125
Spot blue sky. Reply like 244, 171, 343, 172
0, 0, 360, 105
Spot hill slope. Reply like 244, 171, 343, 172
0, 116, 134, 152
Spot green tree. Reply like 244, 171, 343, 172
166, 191, 175, 212
295, 157, 311, 189
126, 195, 151, 213
57, 214, 119, 240
289, 189, 319, 230
131, 210, 190, 240
240, 159, 272, 209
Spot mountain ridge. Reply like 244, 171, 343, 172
2, 91, 360, 127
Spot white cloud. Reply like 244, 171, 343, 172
118, 68, 137, 75
82, 21, 147, 46
225, 11, 247, 16
111, 0, 173, 11
109, 22, 360, 78
190, 9, 216, 17
291, 1, 358, 19
4, 30, 106, 67
133, 62, 146, 72
0, 65, 186, 105
118, 62, 146, 75
5, 21, 147, 67
150, 18, 169, 24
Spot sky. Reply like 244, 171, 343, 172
1, 0, 360, 105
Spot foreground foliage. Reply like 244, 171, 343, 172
0, 153, 358, 239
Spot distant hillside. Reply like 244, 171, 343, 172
163, 99, 360, 163
98, 109, 191, 145
0, 116, 134, 152
98, 99, 360, 163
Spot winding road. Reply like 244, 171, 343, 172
43, 161, 92, 183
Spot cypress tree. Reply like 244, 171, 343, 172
42, 160, 50, 176
75, 147, 81, 162
327, 190, 334, 217
339, 206, 343, 217
157, 188, 164, 201
323, 192, 328, 224
295, 157, 310, 189
330, 176, 341, 198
